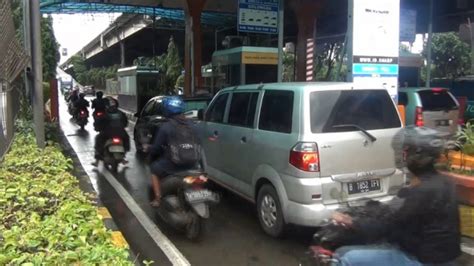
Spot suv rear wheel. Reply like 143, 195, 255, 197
257, 184, 285, 237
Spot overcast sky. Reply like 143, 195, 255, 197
52, 13, 121, 64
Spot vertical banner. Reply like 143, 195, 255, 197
349, 0, 400, 101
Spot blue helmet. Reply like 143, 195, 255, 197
162, 96, 185, 117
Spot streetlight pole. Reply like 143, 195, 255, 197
425, 0, 434, 89
30, 0, 45, 148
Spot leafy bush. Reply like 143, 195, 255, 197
456, 121, 474, 156
0, 133, 132, 265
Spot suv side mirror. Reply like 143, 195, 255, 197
198, 109, 204, 120
134, 112, 139, 118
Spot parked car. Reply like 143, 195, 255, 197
81, 85, 96, 96
398, 87, 460, 135
197, 82, 405, 237
133, 95, 212, 153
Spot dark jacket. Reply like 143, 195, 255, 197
354, 171, 461, 264
74, 98, 89, 110
91, 98, 108, 113
149, 116, 198, 160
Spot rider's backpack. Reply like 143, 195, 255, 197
167, 119, 201, 167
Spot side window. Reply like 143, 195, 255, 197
206, 93, 229, 123
154, 102, 164, 116
228, 92, 259, 127
259, 90, 294, 133
141, 101, 156, 116
398, 92, 408, 106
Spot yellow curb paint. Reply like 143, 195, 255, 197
97, 207, 112, 219
111, 231, 129, 249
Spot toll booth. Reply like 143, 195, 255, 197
117, 66, 162, 114
212, 46, 278, 91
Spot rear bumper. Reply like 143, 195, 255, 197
284, 194, 396, 227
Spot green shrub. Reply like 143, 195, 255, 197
0, 133, 132, 265
456, 121, 474, 156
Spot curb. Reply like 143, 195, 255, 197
58, 128, 134, 260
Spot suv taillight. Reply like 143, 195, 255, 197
289, 142, 320, 172
415, 107, 424, 127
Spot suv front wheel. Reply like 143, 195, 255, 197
257, 184, 285, 237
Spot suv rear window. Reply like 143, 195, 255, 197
310, 90, 401, 133
418, 90, 458, 111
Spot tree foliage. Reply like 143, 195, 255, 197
313, 41, 346, 81
68, 55, 118, 89
423, 32, 471, 79
133, 36, 183, 94
10, 0, 60, 81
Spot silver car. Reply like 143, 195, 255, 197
197, 82, 405, 237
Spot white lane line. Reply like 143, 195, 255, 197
461, 243, 474, 256
100, 168, 191, 266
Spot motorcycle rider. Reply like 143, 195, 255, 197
331, 127, 460, 266
92, 97, 130, 167
91, 91, 108, 131
73, 93, 90, 119
149, 96, 201, 207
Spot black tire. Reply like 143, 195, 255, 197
256, 184, 286, 237
186, 212, 205, 241
110, 162, 118, 173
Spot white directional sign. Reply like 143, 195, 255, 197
238, 0, 279, 34
349, 0, 400, 101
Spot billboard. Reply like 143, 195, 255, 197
349, 0, 400, 101
238, 0, 279, 34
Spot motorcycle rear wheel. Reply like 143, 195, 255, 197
185, 212, 205, 241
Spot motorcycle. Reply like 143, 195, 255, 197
103, 136, 126, 172
300, 201, 392, 266
93, 111, 106, 132
75, 108, 89, 130
149, 170, 220, 240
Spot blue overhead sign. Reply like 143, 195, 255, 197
238, 0, 279, 34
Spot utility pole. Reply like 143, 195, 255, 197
30, 0, 45, 148
277, 0, 284, 82
425, 0, 434, 89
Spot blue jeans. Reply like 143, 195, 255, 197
332, 245, 456, 266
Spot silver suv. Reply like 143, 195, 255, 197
197, 82, 405, 237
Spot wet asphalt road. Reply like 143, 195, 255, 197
60, 95, 473, 266
59, 95, 312, 266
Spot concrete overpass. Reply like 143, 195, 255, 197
43, 0, 474, 94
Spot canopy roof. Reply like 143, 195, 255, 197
39, 0, 236, 27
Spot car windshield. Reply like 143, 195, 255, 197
418, 90, 458, 111
310, 90, 401, 133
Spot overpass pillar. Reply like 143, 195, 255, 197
184, 0, 207, 96
120, 41, 125, 67
289, 0, 322, 81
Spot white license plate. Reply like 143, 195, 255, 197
184, 189, 215, 203
347, 179, 381, 195
108, 145, 125, 153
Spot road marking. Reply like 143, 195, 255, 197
461, 243, 474, 256
101, 167, 191, 266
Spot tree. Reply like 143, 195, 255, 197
159, 36, 182, 94
10, 1, 60, 81
423, 32, 471, 79
314, 41, 345, 81
41, 16, 60, 80
69, 55, 88, 84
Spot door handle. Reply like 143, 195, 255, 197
241, 136, 247, 143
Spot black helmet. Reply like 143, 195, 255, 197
393, 126, 446, 175
106, 97, 119, 112
96, 91, 103, 98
